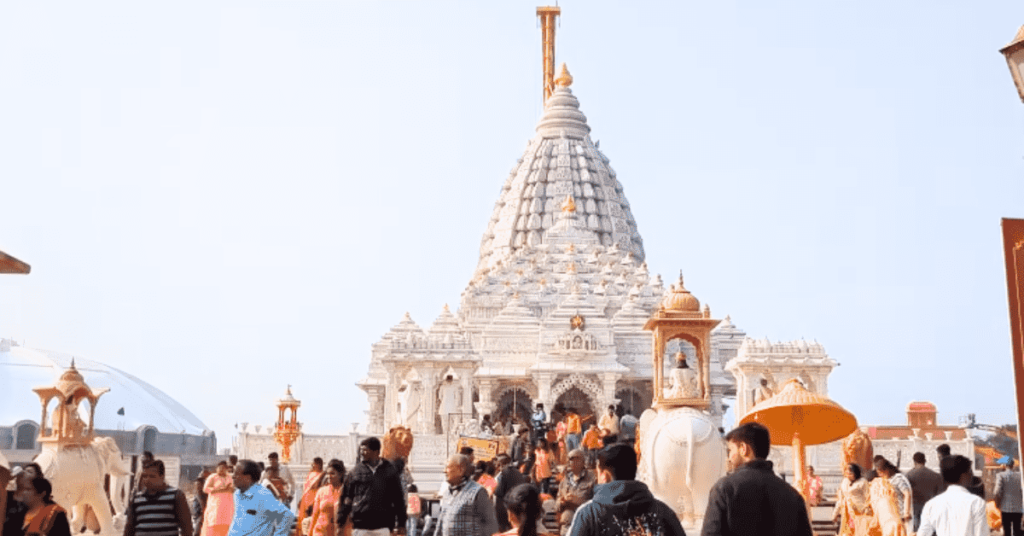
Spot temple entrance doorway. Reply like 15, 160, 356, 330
496, 388, 533, 425
616, 386, 651, 417
555, 386, 595, 423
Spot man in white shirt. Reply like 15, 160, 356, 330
918, 454, 987, 536
598, 405, 619, 446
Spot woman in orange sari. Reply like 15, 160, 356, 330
202, 461, 234, 536
296, 458, 325, 536
310, 460, 349, 536
832, 463, 877, 536
17, 475, 71, 536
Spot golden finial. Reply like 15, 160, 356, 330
561, 195, 577, 213
555, 63, 573, 88
537, 6, 561, 103
443, 303, 450, 313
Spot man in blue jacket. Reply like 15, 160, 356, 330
567, 444, 685, 536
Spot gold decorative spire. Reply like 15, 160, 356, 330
555, 63, 573, 88
537, 6, 562, 103
561, 195, 577, 213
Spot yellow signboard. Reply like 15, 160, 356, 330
455, 436, 508, 462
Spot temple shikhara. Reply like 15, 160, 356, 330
355, 8, 837, 438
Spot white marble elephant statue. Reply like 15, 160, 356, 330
637, 406, 727, 529
35, 436, 130, 535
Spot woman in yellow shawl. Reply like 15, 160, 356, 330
869, 464, 907, 536
833, 463, 877, 536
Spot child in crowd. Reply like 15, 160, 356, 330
406, 484, 421, 536
581, 424, 603, 467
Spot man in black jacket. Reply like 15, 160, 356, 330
337, 437, 406, 536
492, 454, 526, 532
701, 423, 812, 536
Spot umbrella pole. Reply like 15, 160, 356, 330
792, 431, 807, 501
792, 431, 813, 526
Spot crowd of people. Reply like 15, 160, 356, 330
1, 413, 1022, 536
826, 444, 1023, 536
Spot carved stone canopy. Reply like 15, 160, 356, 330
643, 275, 719, 410
33, 360, 109, 445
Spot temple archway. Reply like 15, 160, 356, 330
495, 388, 533, 425
555, 386, 595, 422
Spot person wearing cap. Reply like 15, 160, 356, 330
556, 449, 595, 536
994, 458, 1023, 536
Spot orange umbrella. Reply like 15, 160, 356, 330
739, 378, 857, 501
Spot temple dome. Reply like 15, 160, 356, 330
0, 341, 209, 435
661, 274, 701, 312
476, 71, 644, 274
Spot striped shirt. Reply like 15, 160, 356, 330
890, 473, 911, 517
130, 487, 185, 536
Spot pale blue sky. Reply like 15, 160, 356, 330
1, 1, 1022, 445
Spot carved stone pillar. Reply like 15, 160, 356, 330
601, 372, 621, 411
421, 370, 438, 435
533, 372, 555, 413
383, 370, 398, 431
461, 371, 474, 419
366, 387, 385, 435
475, 379, 497, 418
709, 386, 725, 430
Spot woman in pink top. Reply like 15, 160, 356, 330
202, 461, 234, 536
806, 465, 824, 507
310, 460, 346, 536
554, 421, 568, 466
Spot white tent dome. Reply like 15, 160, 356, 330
1, 341, 209, 435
